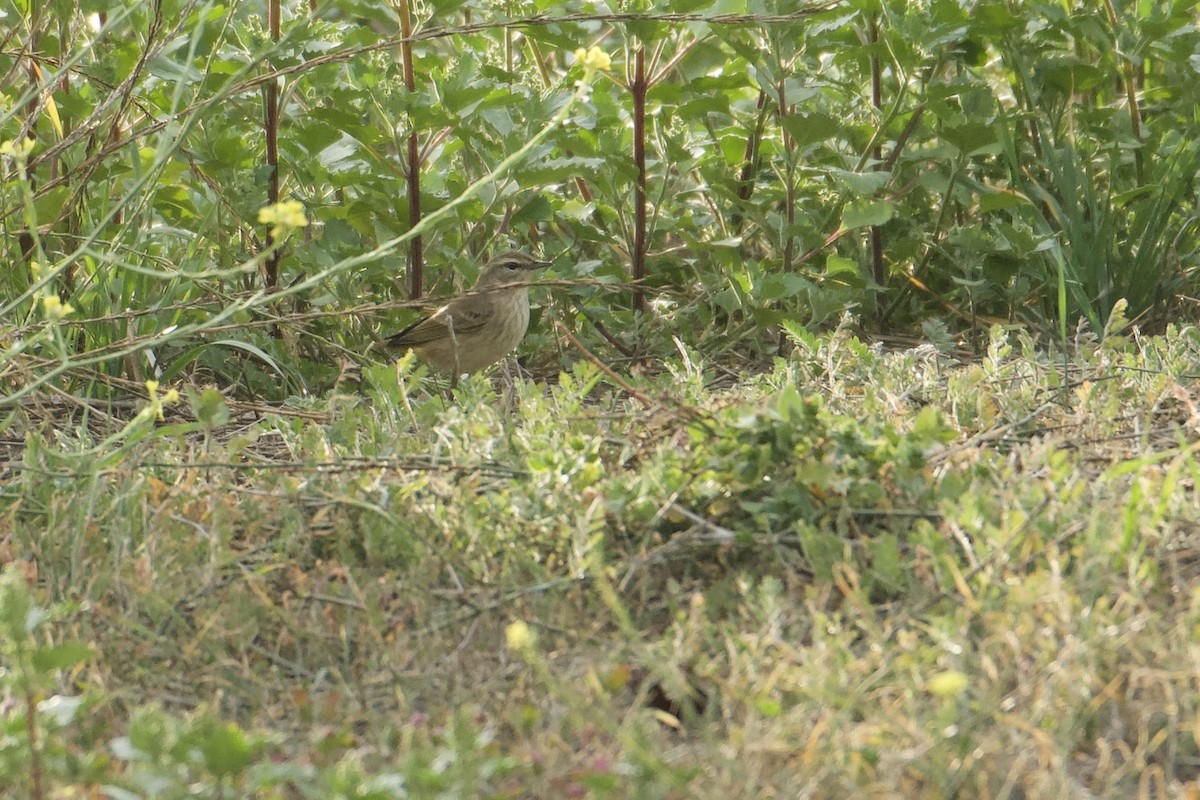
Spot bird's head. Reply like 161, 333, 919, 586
474, 251, 550, 288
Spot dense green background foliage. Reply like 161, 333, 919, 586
4, 2, 1200, 797
3, 0, 1198, 401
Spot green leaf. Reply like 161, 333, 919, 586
1037, 60, 1105, 93
627, 20, 664, 43
208, 339, 287, 380
781, 319, 817, 349
978, 190, 1030, 212
296, 121, 345, 157
511, 196, 552, 226
755, 696, 783, 717
827, 168, 891, 196
841, 200, 896, 230
942, 122, 1000, 156
780, 112, 840, 148
869, 534, 903, 591
200, 721, 253, 777
32, 186, 69, 224
32, 641, 93, 672
0, 566, 36, 641
912, 405, 956, 443
796, 526, 843, 582
776, 385, 806, 422
969, 1, 1020, 34
1111, 185, 1155, 208
758, 272, 808, 300
188, 386, 230, 429
825, 254, 859, 276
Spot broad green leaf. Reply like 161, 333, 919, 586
32, 186, 69, 224
825, 254, 859, 276
511, 196, 552, 226
979, 190, 1031, 213
781, 112, 840, 148
942, 122, 999, 156
827, 168, 891, 196
841, 200, 896, 230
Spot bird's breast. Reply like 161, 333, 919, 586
492, 289, 531, 351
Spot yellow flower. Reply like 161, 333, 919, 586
0, 137, 35, 158
142, 380, 170, 421
573, 47, 612, 75
505, 620, 536, 653
258, 199, 308, 240
927, 670, 969, 697
42, 295, 74, 320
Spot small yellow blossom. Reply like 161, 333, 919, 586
0, 137, 35, 158
42, 295, 74, 321
927, 670, 969, 698
258, 199, 308, 240
505, 620, 536, 653
142, 380, 173, 421
573, 47, 612, 75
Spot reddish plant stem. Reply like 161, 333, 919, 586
869, 13, 885, 323
631, 46, 647, 315
397, 0, 423, 298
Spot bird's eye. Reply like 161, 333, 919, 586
505, 261, 520, 270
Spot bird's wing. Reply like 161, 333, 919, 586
387, 294, 494, 347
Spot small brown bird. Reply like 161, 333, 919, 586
386, 251, 549, 381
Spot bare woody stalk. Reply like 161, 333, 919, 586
631, 45, 647, 315
263, 0, 281, 293
868, 12, 884, 323
397, 0, 423, 298
625, 38, 694, 315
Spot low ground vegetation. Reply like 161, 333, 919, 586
4, 326, 1199, 798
